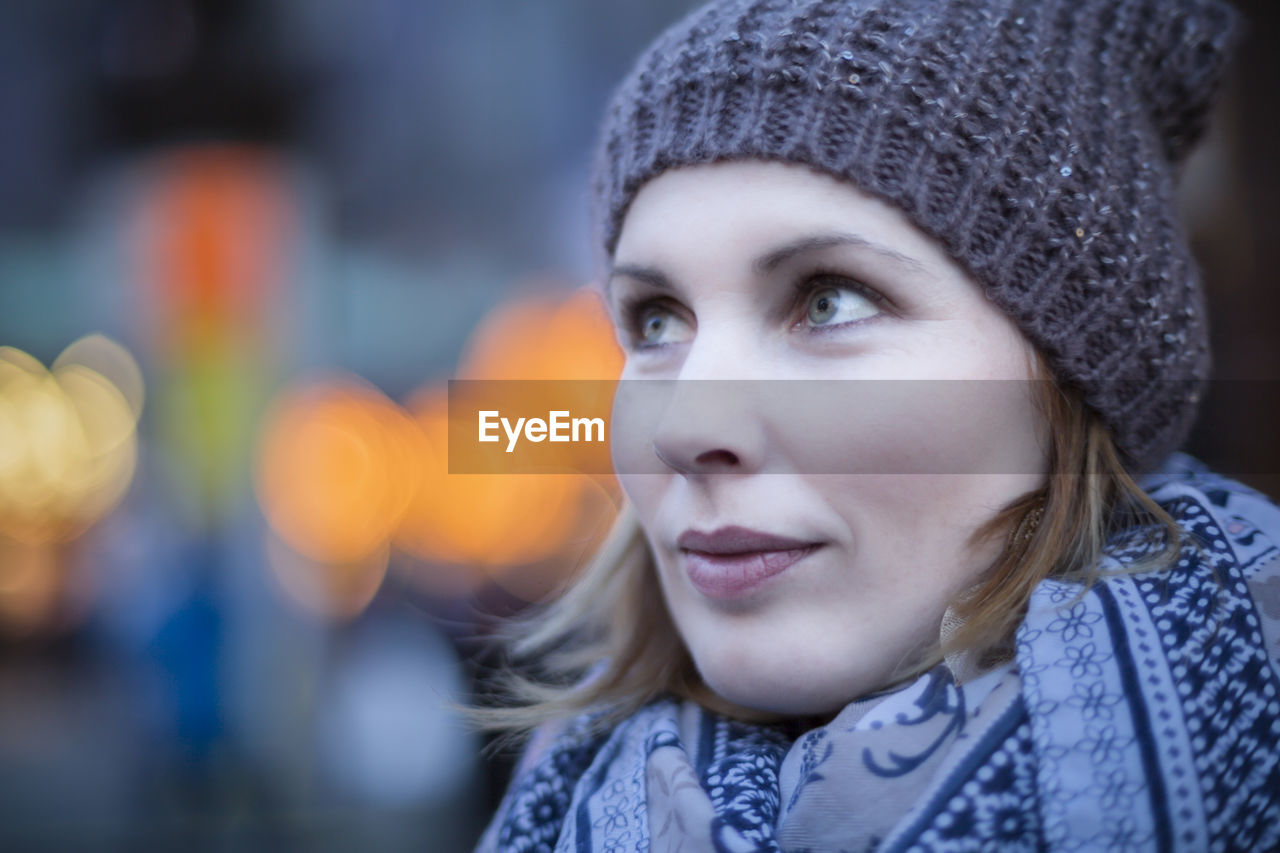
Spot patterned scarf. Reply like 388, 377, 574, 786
480, 662, 1021, 853
477, 456, 1280, 852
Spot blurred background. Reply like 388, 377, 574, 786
0, 1, 1276, 850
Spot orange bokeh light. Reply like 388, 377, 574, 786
264, 532, 390, 622
457, 286, 623, 381
394, 389, 583, 570
135, 145, 292, 354
255, 286, 627, 612
396, 286, 625, 600
254, 375, 421, 567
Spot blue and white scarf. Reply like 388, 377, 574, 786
477, 455, 1280, 852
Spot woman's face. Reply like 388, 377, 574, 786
606, 160, 1048, 715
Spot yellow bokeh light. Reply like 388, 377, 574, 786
0, 338, 142, 545
52, 334, 146, 422
0, 335, 142, 636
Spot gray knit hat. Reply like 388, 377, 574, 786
592, 0, 1239, 470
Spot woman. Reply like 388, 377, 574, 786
476, 0, 1280, 849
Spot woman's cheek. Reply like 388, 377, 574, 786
766, 380, 944, 476
609, 378, 670, 480
774, 378, 1043, 477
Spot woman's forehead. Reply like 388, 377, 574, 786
613, 161, 948, 273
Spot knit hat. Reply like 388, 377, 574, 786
591, 0, 1239, 470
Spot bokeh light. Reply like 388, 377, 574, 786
396, 286, 625, 602
255, 376, 419, 566
0, 337, 143, 545
456, 285, 624, 382
134, 145, 292, 356
131, 144, 294, 524
393, 387, 584, 577
0, 335, 144, 634
254, 287, 628, 611
263, 533, 390, 622
254, 374, 421, 618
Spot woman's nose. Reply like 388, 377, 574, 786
645, 338, 768, 476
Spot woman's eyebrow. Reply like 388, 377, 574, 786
753, 232, 927, 274
606, 264, 673, 299
605, 231, 924, 298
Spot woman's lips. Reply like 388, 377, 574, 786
677, 526, 821, 599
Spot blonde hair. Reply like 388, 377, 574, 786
470, 373, 1183, 742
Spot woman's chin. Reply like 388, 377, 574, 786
697, 658, 891, 718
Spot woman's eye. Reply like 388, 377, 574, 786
803, 284, 881, 328
632, 303, 693, 347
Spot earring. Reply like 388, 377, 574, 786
1009, 500, 1045, 548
